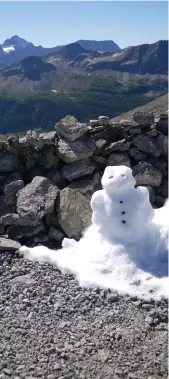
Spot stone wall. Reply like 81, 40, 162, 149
0, 111, 168, 247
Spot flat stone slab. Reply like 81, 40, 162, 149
0, 237, 21, 252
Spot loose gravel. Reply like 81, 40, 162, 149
0, 251, 168, 379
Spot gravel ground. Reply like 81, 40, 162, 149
0, 251, 168, 379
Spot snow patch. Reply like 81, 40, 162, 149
3, 45, 15, 53
20, 165, 169, 300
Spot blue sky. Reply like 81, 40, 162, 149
0, 1, 168, 48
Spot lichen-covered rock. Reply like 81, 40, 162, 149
132, 162, 162, 187
0, 153, 19, 172
62, 160, 95, 182
55, 115, 88, 141
17, 176, 59, 220
132, 135, 161, 157
56, 136, 95, 163
57, 187, 92, 238
107, 153, 131, 167
5, 180, 25, 206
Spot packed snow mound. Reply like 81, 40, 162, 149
20, 165, 169, 300
2, 45, 16, 53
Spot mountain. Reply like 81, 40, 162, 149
0, 35, 121, 66
76, 39, 121, 53
80, 40, 168, 75
0, 40, 167, 134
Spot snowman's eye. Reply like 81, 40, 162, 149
121, 174, 125, 177
109, 175, 113, 179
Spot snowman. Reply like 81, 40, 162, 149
90, 165, 155, 244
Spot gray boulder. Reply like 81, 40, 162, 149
57, 187, 92, 238
5, 180, 25, 206
25, 130, 43, 149
133, 112, 154, 126
132, 162, 162, 187
62, 160, 95, 182
17, 176, 59, 220
55, 115, 88, 141
132, 135, 161, 157
103, 139, 131, 156
107, 153, 131, 167
39, 131, 57, 145
56, 136, 95, 163
0, 237, 21, 252
68, 172, 102, 198
7, 221, 44, 240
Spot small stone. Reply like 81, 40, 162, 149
0, 237, 20, 252
145, 315, 154, 325
98, 115, 109, 126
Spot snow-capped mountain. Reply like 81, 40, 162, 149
0, 35, 121, 66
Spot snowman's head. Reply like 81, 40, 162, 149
101, 165, 136, 195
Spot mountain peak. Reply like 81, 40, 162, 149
2, 35, 31, 48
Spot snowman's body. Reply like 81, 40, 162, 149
91, 165, 155, 244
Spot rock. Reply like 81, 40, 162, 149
103, 139, 131, 156
1, 213, 38, 227
107, 153, 131, 167
156, 180, 168, 198
155, 195, 166, 207
95, 139, 107, 152
132, 135, 161, 157
119, 119, 139, 128
133, 112, 154, 126
157, 134, 168, 157
89, 120, 99, 127
1, 172, 23, 193
129, 127, 142, 135
46, 169, 67, 188
62, 160, 95, 182
91, 124, 124, 142
4, 180, 25, 206
133, 151, 148, 163
7, 220, 44, 239
39, 131, 57, 145
57, 187, 92, 238
39, 146, 59, 168
25, 130, 43, 149
132, 162, 162, 187
48, 227, 64, 241
0, 153, 19, 172
0, 237, 21, 251
98, 116, 109, 126
44, 213, 60, 228
55, 115, 88, 141
155, 118, 168, 135
145, 125, 157, 138
17, 176, 59, 220
19, 136, 27, 147
68, 172, 101, 198
5, 135, 20, 155
56, 136, 95, 163
144, 186, 155, 203
91, 155, 107, 165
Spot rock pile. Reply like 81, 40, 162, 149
0, 112, 168, 246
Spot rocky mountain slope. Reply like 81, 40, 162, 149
111, 94, 168, 122
77, 39, 121, 52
